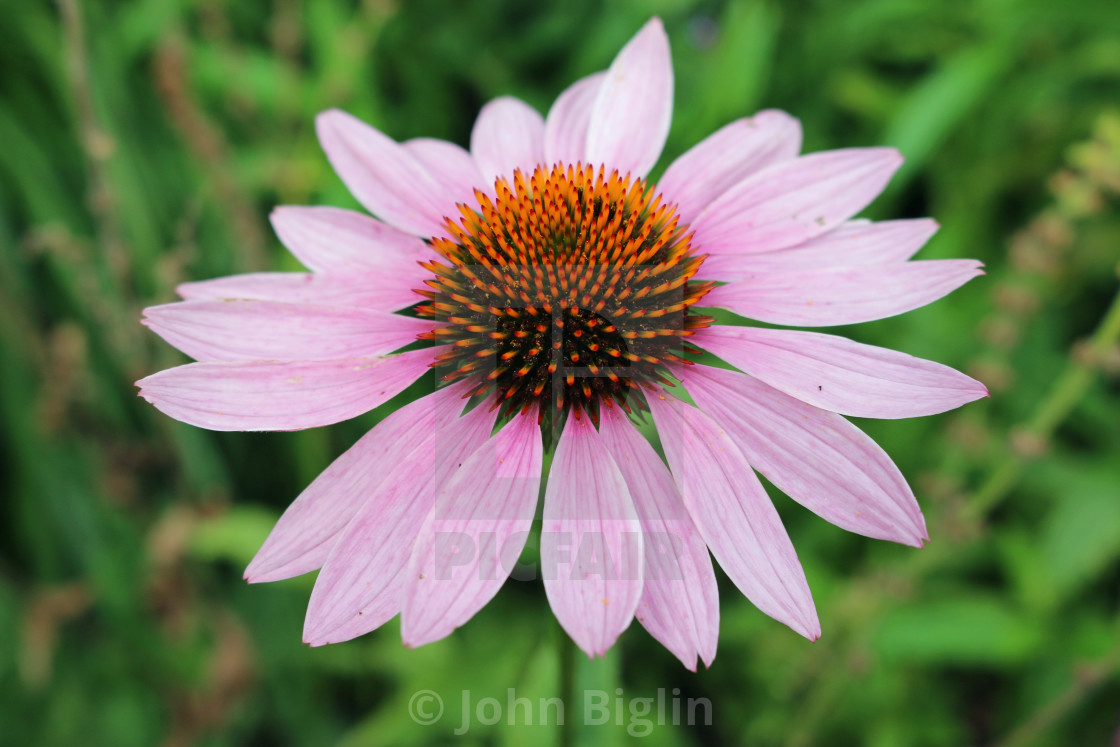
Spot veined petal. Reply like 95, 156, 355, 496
692, 148, 903, 254
316, 109, 452, 238
543, 72, 606, 166
702, 260, 985, 327
586, 17, 673, 178
135, 347, 436, 431
175, 272, 424, 313
542, 414, 643, 658
404, 137, 487, 208
401, 413, 543, 647
270, 206, 428, 273
598, 406, 719, 671
699, 218, 939, 281
244, 382, 473, 583
143, 300, 430, 362
677, 364, 927, 546
695, 326, 988, 418
659, 110, 802, 225
301, 398, 499, 645
470, 96, 545, 185
646, 391, 819, 640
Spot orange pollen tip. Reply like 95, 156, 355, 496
412, 161, 711, 420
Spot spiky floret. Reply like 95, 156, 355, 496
416, 162, 714, 422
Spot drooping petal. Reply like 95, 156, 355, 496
695, 326, 988, 418
698, 218, 939, 281
470, 96, 545, 185
244, 382, 473, 583
658, 110, 802, 225
403, 137, 487, 208
135, 347, 436, 431
143, 300, 431, 362
598, 406, 719, 670
270, 206, 429, 273
702, 260, 985, 327
691, 148, 903, 255
646, 390, 819, 639
176, 272, 424, 313
302, 465, 429, 644
315, 109, 453, 237
585, 17, 673, 178
543, 72, 606, 166
401, 413, 543, 647
676, 364, 927, 546
542, 414, 643, 658
301, 399, 499, 645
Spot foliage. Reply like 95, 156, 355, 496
1, 0, 1119, 744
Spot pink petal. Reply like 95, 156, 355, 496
135, 347, 436, 431
316, 109, 453, 238
270, 206, 429, 273
585, 17, 673, 177
401, 413, 543, 647
695, 326, 988, 418
543, 72, 605, 166
646, 391, 819, 639
302, 466, 429, 644
658, 110, 802, 225
598, 406, 719, 670
542, 414, 643, 658
692, 148, 903, 254
699, 218, 939, 281
301, 398, 499, 645
702, 260, 984, 326
404, 137, 487, 208
470, 96, 545, 185
244, 382, 473, 583
143, 300, 430, 362
676, 363, 927, 546
176, 272, 423, 313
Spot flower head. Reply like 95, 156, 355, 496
138, 18, 987, 669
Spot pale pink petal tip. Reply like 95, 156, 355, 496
645, 392, 819, 640
175, 271, 426, 314
678, 364, 928, 548
703, 259, 985, 328
135, 349, 434, 432
314, 108, 449, 238
140, 300, 428, 363
268, 205, 427, 275
541, 416, 643, 659
694, 146, 904, 256
585, 16, 672, 178
657, 109, 802, 225
543, 71, 606, 165
597, 408, 719, 669
243, 384, 477, 585
694, 326, 990, 419
299, 396, 499, 646
470, 96, 546, 185
399, 413, 544, 649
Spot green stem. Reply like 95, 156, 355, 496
965, 281, 1120, 518
994, 617, 1120, 747
787, 281, 1120, 745
559, 632, 576, 747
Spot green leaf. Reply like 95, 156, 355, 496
187, 505, 279, 567
873, 595, 1044, 664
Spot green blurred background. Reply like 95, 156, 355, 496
2, 0, 1120, 744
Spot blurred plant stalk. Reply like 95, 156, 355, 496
788, 111, 1120, 747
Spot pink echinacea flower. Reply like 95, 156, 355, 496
138, 18, 987, 670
